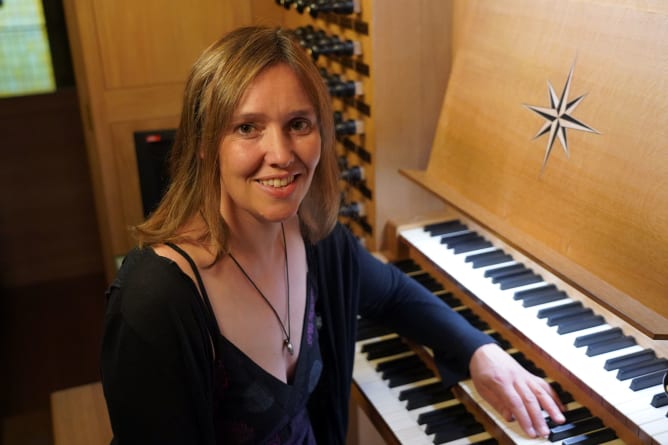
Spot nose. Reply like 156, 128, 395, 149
265, 126, 294, 167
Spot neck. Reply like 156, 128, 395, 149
226, 216, 294, 266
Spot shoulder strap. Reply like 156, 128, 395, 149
164, 242, 220, 350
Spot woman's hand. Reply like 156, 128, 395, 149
469, 343, 566, 438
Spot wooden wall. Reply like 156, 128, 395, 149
0, 89, 103, 288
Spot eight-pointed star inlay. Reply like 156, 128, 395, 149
525, 60, 599, 172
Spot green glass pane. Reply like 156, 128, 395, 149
0, 0, 56, 98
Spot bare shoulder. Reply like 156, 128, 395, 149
152, 243, 212, 294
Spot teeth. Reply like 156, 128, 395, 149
258, 175, 295, 188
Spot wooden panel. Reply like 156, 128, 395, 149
372, 0, 452, 248
92, 0, 253, 89
104, 85, 183, 123
0, 90, 103, 286
64, 0, 120, 278
404, 0, 668, 336
110, 117, 180, 252
51, 382, 111, 445
249, 0, 284, 25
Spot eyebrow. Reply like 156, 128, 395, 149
231, 108, 317, 122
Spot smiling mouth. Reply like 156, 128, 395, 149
257, 175, 296, 188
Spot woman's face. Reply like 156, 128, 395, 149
218, 63, 321, 226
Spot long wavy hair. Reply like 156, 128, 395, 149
133, 26, 339, 261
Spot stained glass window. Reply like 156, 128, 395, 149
0, 0, 56, 98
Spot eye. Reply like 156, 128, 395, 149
290, 118, 313, 134
235, 123, 257, 137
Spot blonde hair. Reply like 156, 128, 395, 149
133, 26, 339, 259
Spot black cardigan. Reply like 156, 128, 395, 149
101, 224, 493, 444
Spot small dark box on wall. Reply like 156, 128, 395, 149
134, 129, 176, 218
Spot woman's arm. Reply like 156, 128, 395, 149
101, 249, 216, 444
350, 230, 565, 438
353, 236, 493, 384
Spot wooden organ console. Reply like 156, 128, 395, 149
351, 1, 668, 444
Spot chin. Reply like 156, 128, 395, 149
257, 207, 300, 224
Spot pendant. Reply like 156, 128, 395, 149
284, 339, 294, 355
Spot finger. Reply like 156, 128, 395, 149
512, 381, 548, 438
535, 380, 566, 423
512, 402, 539, 438
521, 378, 566, 438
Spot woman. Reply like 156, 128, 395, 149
101, 26, 564, 444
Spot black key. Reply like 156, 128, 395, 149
361, 337, 409, 359
489, 332, 512, 350
465, 249, 513, 268
410, 271, 432, 283
411, 274, 444, 292
574, 327, 623, 348
515, 284, 566, 303
453, 238, 493, 254
547, 406, 592, 428
470, 439, 498, 445
433, 422, 486, 444
515, 284, 557, 299
498, 272, 543, 290
551, 381, 575, 405
549, 417, 604, 441
424, 410, 476, 435
387, 367, 434, 387
399, 381, 446, 401
604, 349, 655, 371
456, 308, 490, 330
522, 290, 568, 307
399, 383, 456, 410
441, 231, 480, 247
557, 315, 605, 334
436, 291, 462, 308
537, 301, 583, 319
377, 354, 424, 374
562, 428, 618, 445
424, 220, 467, 236
511, 351, 546, 377
631, 369, 668, 391
484, 263, 525, 279
586, 336, 636, 357
651, 392, 668, 407
417, 403, 470, 425
491, 268, 532, 284
376, 355, 435, 387
392, 258, 421, 273
546, 307, 593, 326
617, 358, 668, 381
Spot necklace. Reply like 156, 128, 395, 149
228, 223, 293, 355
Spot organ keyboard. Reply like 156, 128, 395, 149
352, 228, 668, 443
349, 1, 667, 443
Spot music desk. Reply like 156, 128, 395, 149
50, 381, 112, 445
